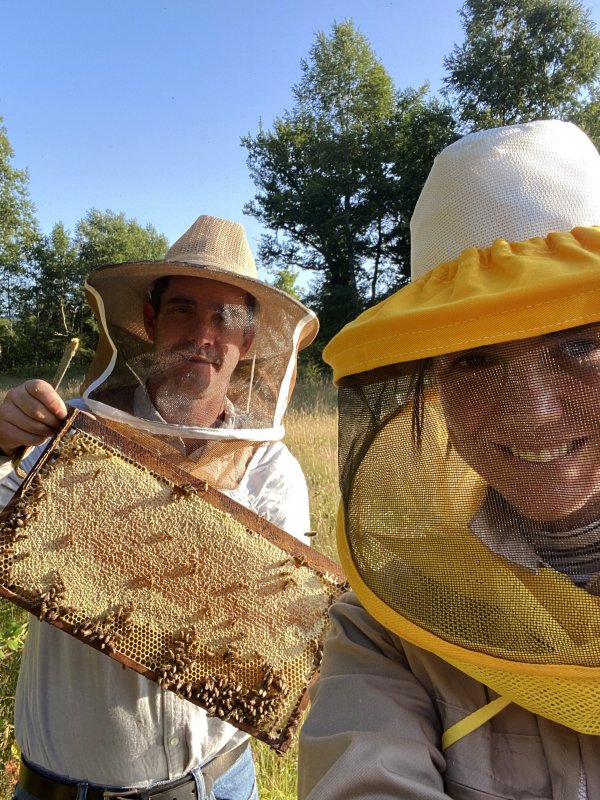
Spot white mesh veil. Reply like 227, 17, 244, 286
80, 216, 318, 486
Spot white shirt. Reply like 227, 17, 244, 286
0, 401, 311, 787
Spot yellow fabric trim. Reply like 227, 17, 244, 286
324, 227, 600, 383
336, 504, 600, 734
347, 397, 600, 666
441, 696, 512, 751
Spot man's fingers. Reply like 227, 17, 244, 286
22, 380, 68, 421
0, 380, 68, 456
0, 400, 61, 438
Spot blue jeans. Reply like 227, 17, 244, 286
13, 745, 258, 800
211, 745, 258, 800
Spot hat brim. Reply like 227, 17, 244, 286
324, 227, 600, 383
85, 259, 319, 350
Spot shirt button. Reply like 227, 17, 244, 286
169, 736, 180, 746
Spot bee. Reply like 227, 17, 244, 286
169, 486, 185, 502
263, 672, 274, 690
170, 483, 197, 502
305, 530, 318, 538
222, 646, 240, 663
130, 576, 153, 590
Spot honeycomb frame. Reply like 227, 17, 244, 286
0, 408, 347, 752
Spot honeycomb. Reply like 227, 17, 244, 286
0, 410, 346, 751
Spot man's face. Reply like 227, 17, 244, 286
143, 276, 254, 420
434, 324, 600, 527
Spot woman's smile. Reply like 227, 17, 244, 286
435, 325, 600, 526
496, 436, 589, 464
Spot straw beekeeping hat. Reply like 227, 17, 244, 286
85, 214, 318, 366
82, 215, 318, 457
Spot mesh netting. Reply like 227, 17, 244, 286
340, 322, 600, 669
0, 412, 345, 751
85, 302, 303, 440
83, 269, 314, 448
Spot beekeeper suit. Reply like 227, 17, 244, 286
298, 121, 600, 799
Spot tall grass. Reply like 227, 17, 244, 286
0, 376, 340, 799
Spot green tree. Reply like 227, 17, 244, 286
243, 21, 456, 347
571, 87, 600, 146
75, 209, 169, 269
12, 224, 84, 371
444, 0, 600, 130
0, 116, 39, 366
6, 211, 169, 372
271, 267, 302, 301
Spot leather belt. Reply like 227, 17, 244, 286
19, 742, 248, 800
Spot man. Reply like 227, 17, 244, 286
0, 214, 318, 800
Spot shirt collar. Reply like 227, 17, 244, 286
469, 488, 545, 572
132, 385, 237, 456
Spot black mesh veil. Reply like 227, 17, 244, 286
339, 324, 600, 667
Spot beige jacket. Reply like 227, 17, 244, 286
298, 592, 600, 800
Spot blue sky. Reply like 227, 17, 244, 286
3, 0, 600, 277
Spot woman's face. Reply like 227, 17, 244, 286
434, 324, 600, 528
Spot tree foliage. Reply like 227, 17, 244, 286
443, 0, 600, 131
75, 209, 169, 270
0, 117, 39, 348
0, 204, 169, 371
243, 21, 457, 346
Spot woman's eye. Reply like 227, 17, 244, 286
450, 352, 491, 370
559, 339, 600, 360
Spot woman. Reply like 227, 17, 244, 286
298, 120, 600, 799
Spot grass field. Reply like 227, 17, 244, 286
0, 375, 340, 799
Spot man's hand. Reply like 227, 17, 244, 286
0, 380, 68, 458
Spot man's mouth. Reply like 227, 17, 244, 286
179, 350, 221, 368
498, 437, 589, 463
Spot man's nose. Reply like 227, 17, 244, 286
187, 315, 218, 344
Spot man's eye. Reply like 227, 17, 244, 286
216, 307, 245, 329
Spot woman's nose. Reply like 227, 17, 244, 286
493, 358, 563, 425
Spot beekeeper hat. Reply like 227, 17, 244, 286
324, 120, 600, 382
81, 214, 318, 456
